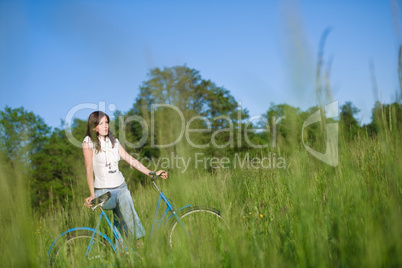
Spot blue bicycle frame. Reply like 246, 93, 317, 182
48, 178, 191, 257
148, 180, 191, 239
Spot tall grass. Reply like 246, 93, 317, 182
0, 159, 37, 267
0, 122, 401, 267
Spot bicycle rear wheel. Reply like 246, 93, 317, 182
168, 207, 228, 264
48, 230, 115, 267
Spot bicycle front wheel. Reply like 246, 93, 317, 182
168, 207, 227, 263
48, 230, 115, 267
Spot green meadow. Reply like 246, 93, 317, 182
0, 66, 401, 267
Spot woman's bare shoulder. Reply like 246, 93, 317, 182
82, 136, 94, 149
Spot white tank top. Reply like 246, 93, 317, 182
82, 136, 125, 188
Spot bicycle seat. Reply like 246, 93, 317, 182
91, 191, 112, 206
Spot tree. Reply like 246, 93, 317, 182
121, 65, 250, 163
264, 103, 302, 150
30, 118, 87, 212
366, 101, 402, 137
0, 106, 50, 165
30, 127, 84, 211
340, 101, 360, 140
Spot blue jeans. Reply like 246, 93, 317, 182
94, 182, 145, 243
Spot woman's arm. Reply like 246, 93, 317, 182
119, 144, 168, 179
83, 142, 95, 207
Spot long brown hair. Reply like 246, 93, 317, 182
86, 111, 117, 153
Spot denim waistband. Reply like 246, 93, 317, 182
95, 181, 126, 191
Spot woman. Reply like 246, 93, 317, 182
82, 111, 167, 244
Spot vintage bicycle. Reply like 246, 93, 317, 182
47, 172, 226, 266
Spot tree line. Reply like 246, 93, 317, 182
1, 65, 401, 212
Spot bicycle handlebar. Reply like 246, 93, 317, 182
149, 171, 166, 181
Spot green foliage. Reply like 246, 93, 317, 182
265, 103, 303, 148
340, 101, 360, 140
30, 128, 84, 212
0, 106, 50, 164
0, 150, 37, 266
2, 126, 401, 267
120, 65, 252, 166
366, 101, 402, 138
1, 66, 402, 266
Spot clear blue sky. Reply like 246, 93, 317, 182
0, 0, 398, 128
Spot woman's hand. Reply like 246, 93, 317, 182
156, 170, 168, 179
119, 145, 168, 179
84, 195, 94, 207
